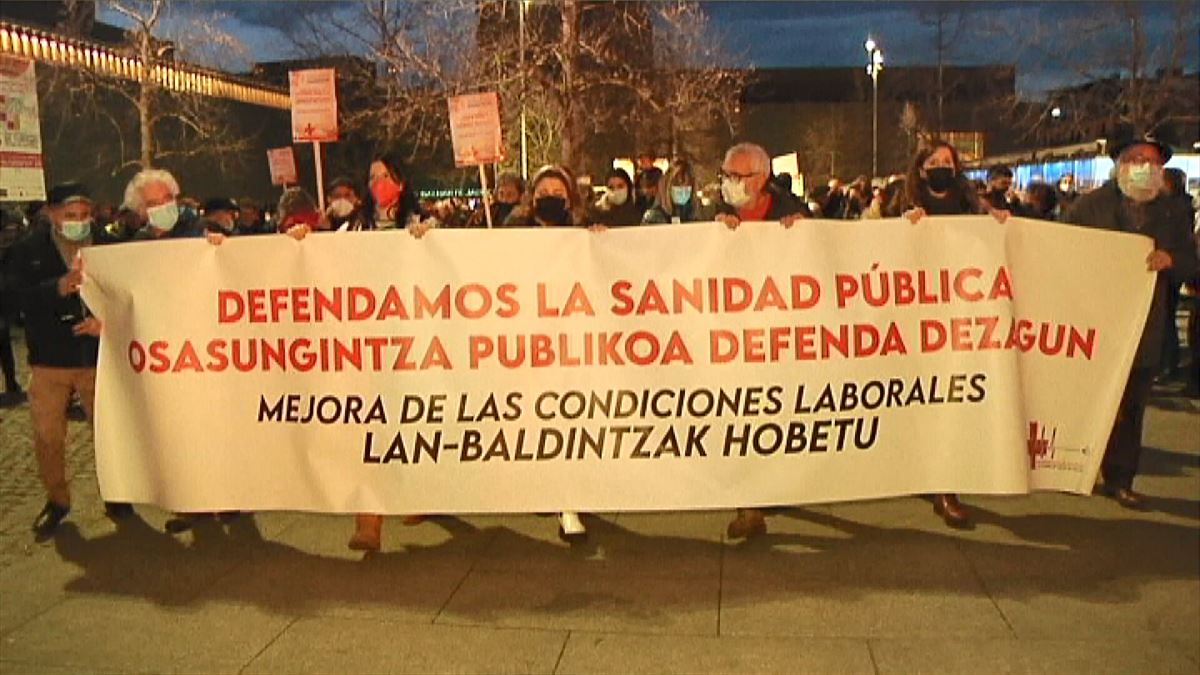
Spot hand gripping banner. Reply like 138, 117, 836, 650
80, 217, 1155, 513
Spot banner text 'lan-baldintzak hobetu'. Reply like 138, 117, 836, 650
80, 219, 1153, 512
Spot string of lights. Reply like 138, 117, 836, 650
0, 20, 290, 110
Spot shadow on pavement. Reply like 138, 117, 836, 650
1137, 446, 1200, 477
1138, 495, 1200, 521
1147, 384, 1200, 411
761, 505, 1200, 604
40, 501, 1200, 619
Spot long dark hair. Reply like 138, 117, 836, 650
364, 149, 421, 228
604, 167, 634, 195
903, 139, 980, 214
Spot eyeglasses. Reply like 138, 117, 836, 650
720, 169, 760, 181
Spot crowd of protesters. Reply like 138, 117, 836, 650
1, 128, 1197, 550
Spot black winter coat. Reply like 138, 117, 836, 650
6, 227, 98, 368
1061, 180, 1199, 369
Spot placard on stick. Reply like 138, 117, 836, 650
448, 92, 504, 167
267, 147, 298, 186
447, 92, 504, 228
288, 69, 338, 143
288, 68, 338, 213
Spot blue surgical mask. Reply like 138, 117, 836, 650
61, 219, 92, 242
670, 185, 693, 206
147, 201, 180, 231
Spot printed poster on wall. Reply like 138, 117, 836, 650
0, 56, 46, 201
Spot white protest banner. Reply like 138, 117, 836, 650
448, 92, 504, 167
0, 56, 47, 201
288, 69, 338, 142
81, 217, 1154, 513
267, 147, 298, 186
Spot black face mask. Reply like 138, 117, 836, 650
494, 202, 516, 223
533, 195, 570, 225
926, 167, 956, 193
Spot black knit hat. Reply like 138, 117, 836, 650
47, 182, 92, 206
202, 197, 239, 214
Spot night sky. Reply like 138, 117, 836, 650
98, 1, 1199, 95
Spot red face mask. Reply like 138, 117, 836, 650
282, 209, 321, 231
371, 176, 403, 208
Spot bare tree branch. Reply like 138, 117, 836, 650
289, 0, 746, 177
981, 0, 1199, 146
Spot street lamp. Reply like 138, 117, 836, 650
518, 0, 531, 180
865, 37, 884, 178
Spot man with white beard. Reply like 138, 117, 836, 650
1062, 128, 1198, 509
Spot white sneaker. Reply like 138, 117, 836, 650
558, 511, 587, 541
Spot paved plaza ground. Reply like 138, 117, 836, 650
0, 332, 1197, 674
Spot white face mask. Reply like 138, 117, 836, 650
147, 201, 180, 231
1117, 163, 1163, 203
721, 177, 752, 208
60, 219, 92, 242
328, 198, 356, 218
1059, 180, 1073, 192
606, 187, 628, 206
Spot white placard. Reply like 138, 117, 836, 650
448, 92, 504, 167
289, 69, 338, 143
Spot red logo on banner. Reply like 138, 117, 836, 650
1026, 421, 1057, 468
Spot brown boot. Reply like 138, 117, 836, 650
726, 508, 767, 540
1106, 486, 1146, 510
348, 513, 383, 551
933, 494, 971, 529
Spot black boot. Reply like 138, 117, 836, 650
0, 388, 26, 408
32, 501, 70, 541
104, 502, 135, 520
165, 513, 198, 533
